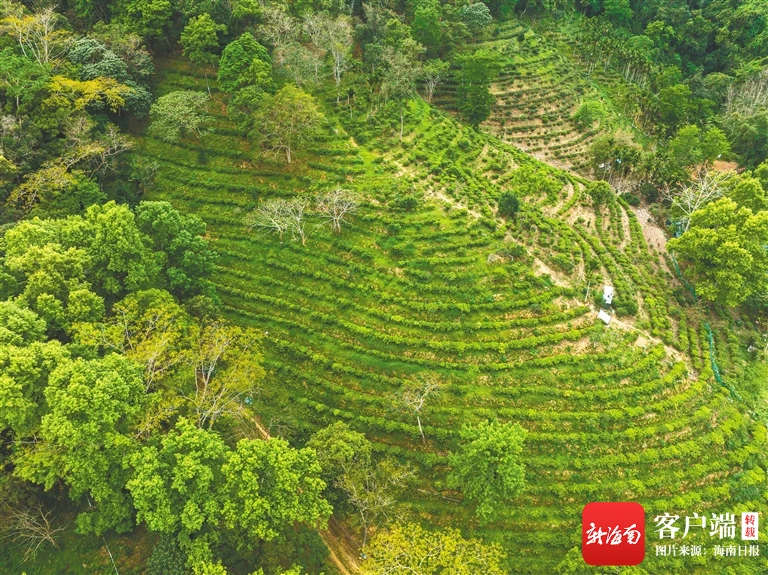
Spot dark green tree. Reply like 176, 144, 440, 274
447, 419, 527, 523
456, 49, 504, 126
411, 0, 442, 55
181, 14, 227, 93
587, 180, 614, 209
217, 32, 272, 94
14, 355, 145, 535
117, 0, 173, 40
135, 201, 217, 298
497, 191, 520, 219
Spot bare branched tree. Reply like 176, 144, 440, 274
1, 4, 72, 65
725, 68, 768, 117
398, 375, 442, 443
316, 186, 358, 234
420, 60, 449, 104
274, 42, 322, 88
248, 198, 310, 245
1, 503, 66, 561
92, 124, 132, 173
189, 322, 263, 428
247, 198, 291, 240
302, 11, 327, 50
302, 13, 352, 103
256, 5, 298, 50
661, 170, 733, 232
283, 198, 310, 245
337, 458, 414, 547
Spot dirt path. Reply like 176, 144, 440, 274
428, 187, 483, 219
533, 257, 571, 288
530, 259, 688, 367
631, 206, 673, 275
632, 207, 667, 253
590, 304, 687, 365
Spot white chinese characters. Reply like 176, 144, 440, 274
586, 523, 642, 545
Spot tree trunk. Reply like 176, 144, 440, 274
400, 106, 404, 140
286, 147, 291, 164
417, 415, 425, 443
361, 519, 369, 548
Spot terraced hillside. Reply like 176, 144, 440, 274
138, 58, 767, 574
434, 20, 640, 174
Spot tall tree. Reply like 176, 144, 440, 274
127, 417, 229, 559
0, 339, 67, 438
135, 201, 217, 298
667, 198, 768, 306
217, 32, 272, 94
497, 190, 521, 219
662, 169, 731, 232
381, 49, 420, 139
0, 4, 72, 65
308, 422, 411, 547
128, 418, 331, 572
187, 321, 264, 428
73, 289, 190, 392
250, 85, 323, 163
420, 59, 449, 103
117, 0, 173, 40
603, 0, 632, 26
304, 13, 352, 103
726, 174, 767, 213
411, 0, 442, 55
456, 49, 503, 126
220, 437, 332, 550
316, 187, 358, 234
14, 355, 145, 535
447, 419, 527, 523
397, 375, 441, 443
181, 14, 227, 94
337, 457, 413, 547
148, 91, 213, 144
462, 2, 493, 34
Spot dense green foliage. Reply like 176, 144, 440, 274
447, 420, 527, 522
0, 1, 766, 574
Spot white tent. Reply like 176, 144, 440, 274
598, 309, 613, 325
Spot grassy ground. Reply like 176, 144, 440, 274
127, 56, 767, 575
0, 500, 154, 575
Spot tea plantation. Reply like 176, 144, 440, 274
137, 58, 767, 574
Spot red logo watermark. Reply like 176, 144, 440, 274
582, 502, 646, 566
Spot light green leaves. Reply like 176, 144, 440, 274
668, 197, 768, 306
148, 91, 212, 143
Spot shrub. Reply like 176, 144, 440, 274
587, 180, 614, 208
148, 536, 189, 575
571, 99, 606, 131
621, 193, 641, 206
393, 194, 419, 211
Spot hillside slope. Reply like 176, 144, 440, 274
137, 58, 766, 574
435, 19, 645, 174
